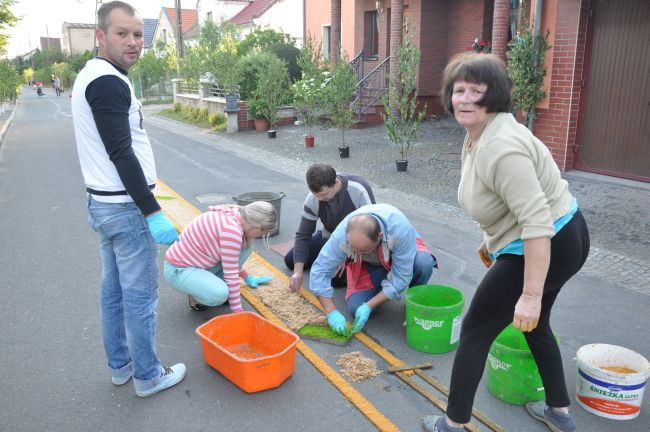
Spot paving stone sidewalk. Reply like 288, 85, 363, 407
147, 104, 650, 296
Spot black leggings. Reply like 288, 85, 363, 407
447, 210, 590, 423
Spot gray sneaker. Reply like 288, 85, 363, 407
111, 363, 133, 386
134, 363, 186, 397
525, 402, 576, 432
421, 415, 465, 432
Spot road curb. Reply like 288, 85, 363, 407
0, 102, 18, 146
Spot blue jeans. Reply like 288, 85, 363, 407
164, 245, 253, 305
87, 196, 161, 381
347, 251, 436, 315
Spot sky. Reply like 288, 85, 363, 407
5, 0, 180, 58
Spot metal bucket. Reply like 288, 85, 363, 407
233, 192, 285, 236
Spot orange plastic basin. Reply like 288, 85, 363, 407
195, 311, 299, 393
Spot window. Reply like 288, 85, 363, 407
323, 25, 331, 61
364, 11, 379, 57
163, 28, 167, 44
206, 11, 213, 21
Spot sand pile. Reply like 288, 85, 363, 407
336, 351, 383, 382
245, 259, 326, 330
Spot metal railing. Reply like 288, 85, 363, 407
351, 50, 365, 84
178, 80, 198, 94
207, 83, 240, 99
351, 56, 389, 120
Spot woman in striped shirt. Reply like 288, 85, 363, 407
164, 201, 277, 312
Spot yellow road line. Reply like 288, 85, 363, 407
155, 180, 399, 432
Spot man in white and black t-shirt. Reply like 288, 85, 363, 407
71, 1, 184, 398
286, 164, 376, 293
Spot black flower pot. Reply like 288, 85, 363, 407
396, 160, 408, 172
338, 146, 350, 158
267, 130, 277, 138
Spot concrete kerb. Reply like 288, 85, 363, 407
0, 102, 18, 146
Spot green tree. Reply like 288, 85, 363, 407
131, 50, 169, 98
32, 47, 65, 71
291, 35, 328, 137
0, 59, 21, 103
236, 51, 273, 100
253, 54, 289, 129
298, 33, 326, 82
381, 32, 426, 163
269, 42, 300, 83
69, 50, 94, 73
0, 0, 19, 55
507, 25, 551, 128
238, 26, 293, 56
324, 56, 356, 148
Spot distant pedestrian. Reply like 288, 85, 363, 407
53, 76, 61, 97
71, 0, 185, 398
422, 53, 590, 432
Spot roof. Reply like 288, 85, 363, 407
62, 22, 96, 29
143, 18, 158, 48
163, 7, 199, 35
228, 0, 277, 25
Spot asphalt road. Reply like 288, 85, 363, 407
1, 88, 648, 432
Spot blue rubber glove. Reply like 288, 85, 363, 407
146, 211, 179, 245
352, 302, 371, 333
244, 275, 273, 288
326, 310, 350, 336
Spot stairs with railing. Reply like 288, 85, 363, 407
349, 51, 390, 126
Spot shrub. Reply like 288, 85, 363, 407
237, 51, 273, 101
200, 108, 209, 120
208, 112, 226, 127
191, 107, 202, 120
507, 26, 551, 127
269, 43, 301, 83
173, 102, 181, 112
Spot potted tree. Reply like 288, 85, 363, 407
324, 57, 356, 158
507, 25, 551, 129
247, 97, 269, 131
292, 34, 327, 148
382, 31, 426, 172
213, 32, 241, 111
254, 54, 289, 138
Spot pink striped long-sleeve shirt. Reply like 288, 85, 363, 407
165, 205, 249, 312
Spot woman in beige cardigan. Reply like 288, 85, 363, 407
422, 54, 590, 432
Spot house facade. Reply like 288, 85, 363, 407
61, 23, 95, 55
305, 0, 649, 182
229, 0, 304, 47
196, 0, 251, 23
152, 8, 200, 51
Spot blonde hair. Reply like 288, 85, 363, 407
240, 201, 278, 248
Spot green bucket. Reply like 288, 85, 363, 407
405, 285, 464, 353
486, 324, 559, 405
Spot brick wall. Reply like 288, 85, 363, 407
447, 0, 488, 57
491, 0, 509, 59
533, 0, 587, 171
416, 0, 447, 112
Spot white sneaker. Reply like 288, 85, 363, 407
134, 363, 186, 397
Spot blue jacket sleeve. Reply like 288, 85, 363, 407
381, 223, 417, 300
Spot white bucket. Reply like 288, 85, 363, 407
576, 343, 650, 420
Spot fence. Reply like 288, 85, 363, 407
172, 79, 296, 131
